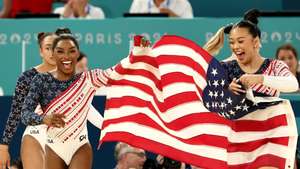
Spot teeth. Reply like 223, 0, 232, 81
62, 61, 72, 64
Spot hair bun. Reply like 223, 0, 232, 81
55, 27, 72, 36
37, 32, 45, 40
244, 9, 260, 25
224, 23, 233, 34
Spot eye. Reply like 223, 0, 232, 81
70, 50, 76, 53
69, 49, 77, 54
56, 50, 64, 54
237, 40, 244, 43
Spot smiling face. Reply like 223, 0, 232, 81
229, 27, 260, 65
53, 39, 79, 76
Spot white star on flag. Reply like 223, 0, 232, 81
220, 79, 225, 86
209, 90, 213, 98
243, 104, 249, 111
227, 97, 233, 104
211, 68, 218, 76
213, 80, 219, 87
214, 91, 218, 98
234, 105, 241, 110
229, 110, 236, 115
220, 102, 225, 109
220, 91, 224, 98
205, 102, 210, 108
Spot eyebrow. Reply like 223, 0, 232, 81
55, 46, 77, 50
55, 47, 64, 50
229, 37, 246, 40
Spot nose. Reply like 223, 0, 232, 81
61, 52, 73, 59
232, 42, 239, 50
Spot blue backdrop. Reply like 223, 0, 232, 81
0, 18, 300, 95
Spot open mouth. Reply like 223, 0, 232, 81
62, 61, 72, 70
235, 51, 245, 60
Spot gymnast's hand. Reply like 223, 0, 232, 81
43, 114, 65, 128
0, 144, 10, 169
229, 78, 246, 95
238, 74, 264, 89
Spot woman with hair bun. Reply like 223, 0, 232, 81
204, 9, 298, 169
0, 31, 58, 169
204, 9, 298, 96
0, 27, 104, 169
224, 9, 298, 96
19, 31, 145, 169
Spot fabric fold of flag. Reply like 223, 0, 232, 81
99, 35, 297, 169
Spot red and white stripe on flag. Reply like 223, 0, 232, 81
99, 35, 297, 169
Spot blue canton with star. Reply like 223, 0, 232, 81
202, 58, 281, 120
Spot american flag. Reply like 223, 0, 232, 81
202, 57, 282, 120
100, 35, 297, 169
